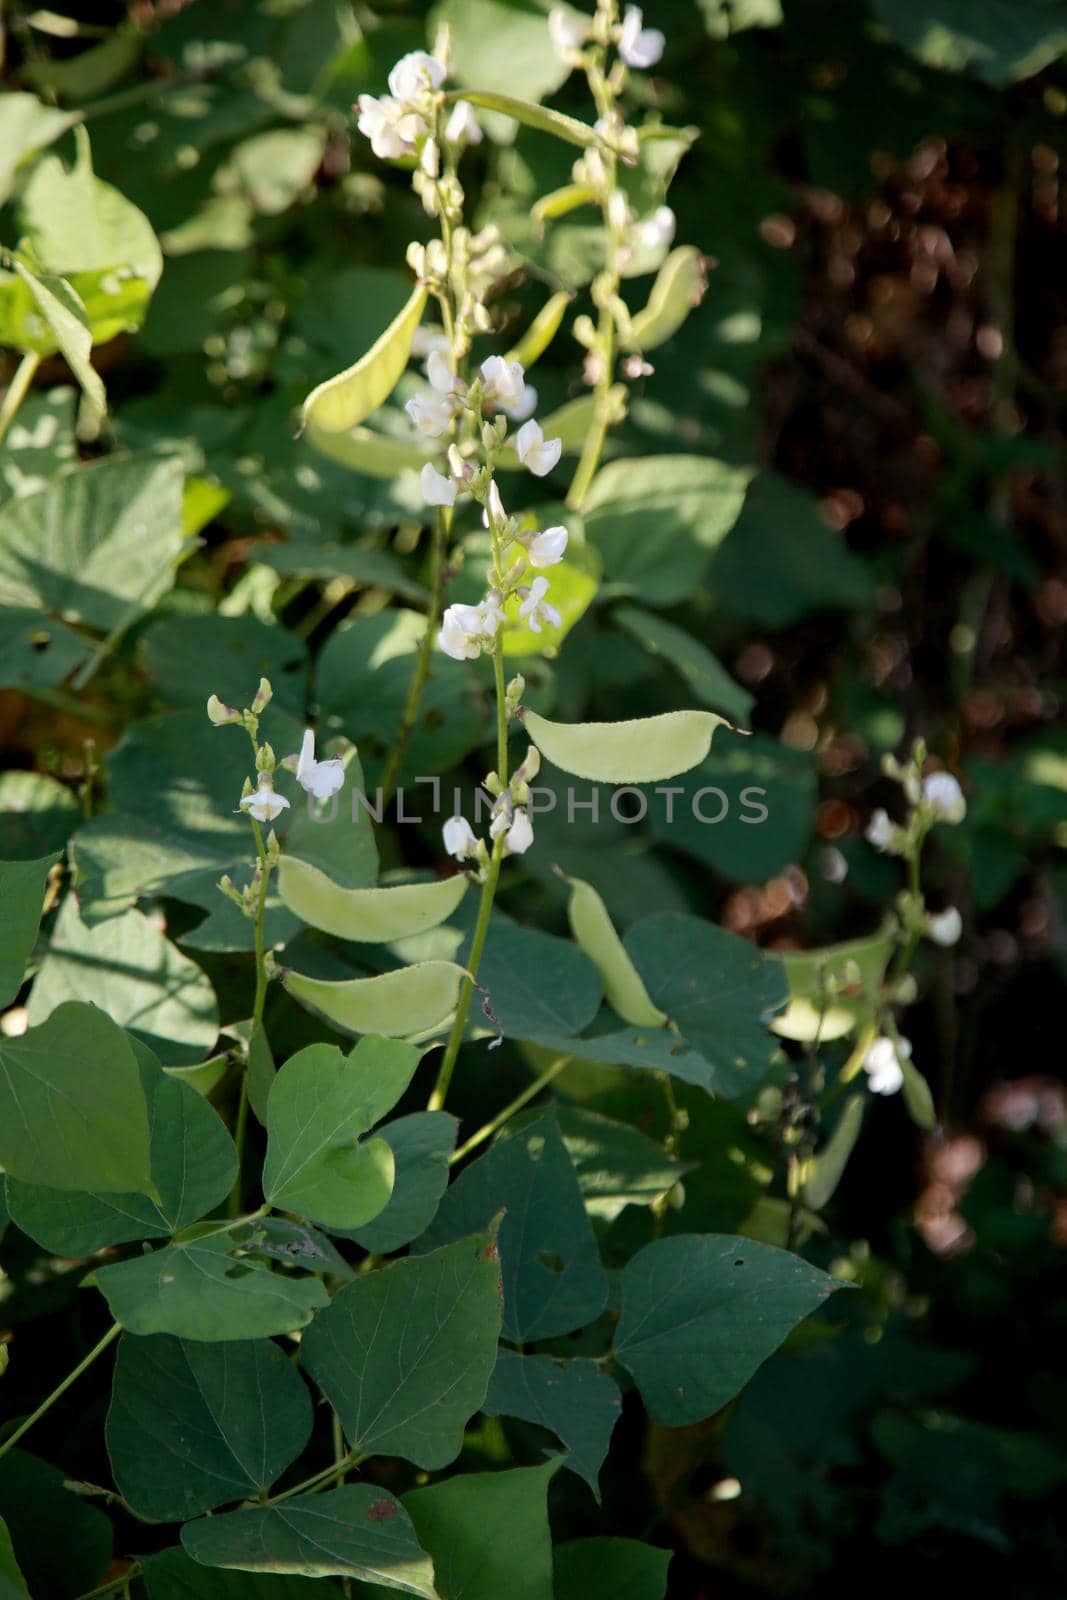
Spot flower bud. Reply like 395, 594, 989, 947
251, 676, 273, 714
207, 694, 241, 726
255, 742, 276, 773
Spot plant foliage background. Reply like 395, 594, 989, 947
1, 0, 1066, 1596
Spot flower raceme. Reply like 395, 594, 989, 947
356, 50, 446, 161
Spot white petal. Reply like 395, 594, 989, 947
421, 462, 458, 506
505, 809, 534, 854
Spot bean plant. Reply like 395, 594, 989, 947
0, 1, 1008, 1596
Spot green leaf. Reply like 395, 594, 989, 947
623, 914, 787, 1099
612, 605, 754, 722
107, 1333, 313, 1522
343, 1112, 457, 1254
0, 770, 78, 860
5, 1036, 237, 1254
0, 853, 54, 1007
11, 261, 107, 416
483, 1351, 621, 1498
873, 0, 1067, 84
141, 1548, 329, 1598
181, 1487, 438, 1597
140, 615, 308, 717
217, 128, 326, 217
0, 453, 186, 631
0, 387, 76, 502
300, 1230, 502, 1469
418, 1108, 608, 1341
301, 282, 427, 434
17, 127, 162, 342
553, 1539, 671, 1600
773, 930, 895, 1044
0, 1516, 29, 1600
0, 1000, 153, 1195
0, 94, 77, 206
584, 456, 751, 606
556, 1105, 689, 1219
398, 1462, 559, 1600
277, 857, 467, 943
474, 916, 603, 1040
709, 473, 876, 626
623, 247, 707, 352
521, 707, 729, 784
0, 605, 91, 690
645, 731, 816, 884
439, 0, 575, 101
263, 1037, 421, 1229
28, 897, 219, 1066
94, 1227, 329, 1340
283, 962, 468, 1042
614, 1234, 843, 1425
0, 1450, 112, 1599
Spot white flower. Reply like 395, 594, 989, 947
356, 94, 424, 160
922, 771, 966, 825
239, 775, 291, 823
412, 324, 450, 360
437, 595, 502, 661
505, 808, 534, 855
504, 383, 538, 421
292, 729, 345, 801
865, 808, 896, 851
480, 354, 526, 411
527, 524, 568, 567
406, 391, 456, 438
427, 350, 461, 395
482, 479, 506, 528
443, 815, 479, 860
548, 7, 589, 56
618, 5, 664, 68
515, 419, 563, 478
863, 1034, 910, 1096
388, 51, 447, 101
928, 906, 963, 947
635, 205, 676, 250
421, 462, 458, 507
445, 101, 482, 146
518, 576, 562, 633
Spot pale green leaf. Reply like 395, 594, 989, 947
11, 261, 107, 415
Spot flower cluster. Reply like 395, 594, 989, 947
548, 4, 664, 71
863, 1034, 911, 1097
207, 684, 345, 823
356, 51, 447, 162
443, 746, 541, 874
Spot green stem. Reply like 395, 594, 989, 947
267, 1451, 363, 1506
0, 352, 40, 446
229, 818, 270, 1218
429, 841, 503, 1112
0, 1323, 120, 1461
380, 506, 452, 803
451, 1053, 573, 1163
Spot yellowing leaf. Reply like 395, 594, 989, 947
565, 874, 666, 1028
522, 707, 729, 784
278, 857, 468, 943
300, 281, 427, 434
283, 960, 468, 1039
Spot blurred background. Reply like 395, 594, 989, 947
1, 0, 1066, 1592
